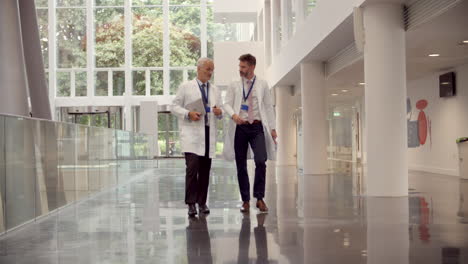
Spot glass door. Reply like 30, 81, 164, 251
158, 112, 182, 157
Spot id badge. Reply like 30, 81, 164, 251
205, 106, 211, 113
241, 104, 249, 111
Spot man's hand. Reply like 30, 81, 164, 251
188, 111, 201, 121
232, 114, 245, 125
271, 129, 277, 144
213, 106, 222, 116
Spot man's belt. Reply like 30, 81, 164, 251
241, 120, 262, 125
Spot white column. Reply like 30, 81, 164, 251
363, 4, 408, 197
124, 105, 133, 131
264, 1, 272, 65
276, 86, 297, 166
295, 0, 306, 26
163, 0, 170, 96
48, 0, 56, 118
280, 0, 290, 45
18, 0, 52, 120
87, 0, 95, 99
257, 11, 263, 42
140, 101, 160, 158
300, 63, 328, 175
0, 0, 30, 117
270, 0, 281, 56
200, 0, 207, 57
124, 0, 132, 131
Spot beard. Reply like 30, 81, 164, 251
239, 71, 247, 77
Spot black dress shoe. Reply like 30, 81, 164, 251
198, 204, 210, 214
188, 204, 197, 217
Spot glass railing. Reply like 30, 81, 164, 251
0, 113, 157, 235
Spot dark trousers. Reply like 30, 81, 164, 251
237, 216, 251, 264
185, 126, 212, 205
238, 216, 269, 264
234, 122, 267, 202
186, 217, 212, 264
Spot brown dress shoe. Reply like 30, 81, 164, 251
240, 201, 250, 213
256, 200, 268, 212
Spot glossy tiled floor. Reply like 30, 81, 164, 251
0, 159, 467, 263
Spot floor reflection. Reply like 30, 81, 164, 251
237, 213, 269, 264
0, 159, 467, 263
458, 179, 468, 224
186, 215, 212, 264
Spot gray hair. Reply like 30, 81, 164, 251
197, 57, 213, 68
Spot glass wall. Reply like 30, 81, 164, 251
0, 113, 155, 234
35, 0, 216, 99
158, 112, 181, 157
327, 105, 359, 173
305, 0, 317, 17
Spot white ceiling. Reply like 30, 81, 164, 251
326, 0, 468, 103
406, 0, 468, 80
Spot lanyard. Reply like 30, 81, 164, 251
197, 80, 209, 105
242, 76, 256, 102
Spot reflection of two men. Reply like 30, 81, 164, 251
186, 215, 213, 264
238, 213, 269, 264
185, 214, 270, 264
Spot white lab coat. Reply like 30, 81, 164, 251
222, 77, 277, 161
172, 79, 222, 158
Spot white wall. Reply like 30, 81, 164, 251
265, 0, 366, 87
213, 0, 258, 14
407, 63, 468, 176
213, 41, 265, 86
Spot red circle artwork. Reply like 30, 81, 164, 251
417, 100, 428, 145
416, 100, 428, 110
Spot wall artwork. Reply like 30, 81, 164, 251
407, 98, 432, 148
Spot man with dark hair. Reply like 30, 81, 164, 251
223, 53, 277, 213
238, 54, 256, 67
172, 58, 223, 217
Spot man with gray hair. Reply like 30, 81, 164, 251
172, 58, 223, 217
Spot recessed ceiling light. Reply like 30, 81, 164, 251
358, 82, 365, 86
331, 93, 338, 96
428, 54, 440, 57
463, 40, 468, 44
342, 89, 349, 92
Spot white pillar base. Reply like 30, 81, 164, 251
300, 63, 328, 175
276, 86, 297, 166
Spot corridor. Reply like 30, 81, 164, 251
0, 160, 467, 263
